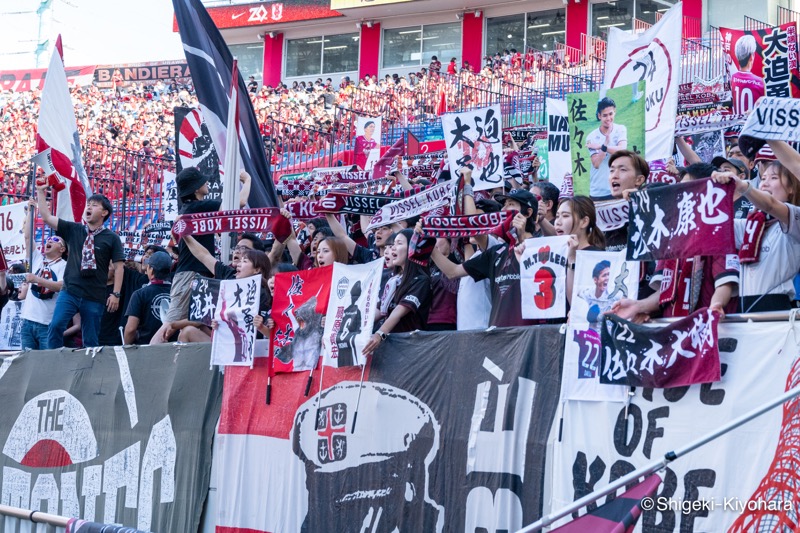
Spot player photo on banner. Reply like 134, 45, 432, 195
354, 116, 382, 171
720, 22, 800, 114
519, 235, 570, 319
442, 105, 504, 192
567, 81, 645, 199
321, 259, 383, 368
572, 250, 640, 332
211, 274, 262, 367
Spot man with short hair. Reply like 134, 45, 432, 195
587, 97, 628, 199
20, 225, 67, 350
36, 183, 125, 348
123, 251, 173, 345
604, 150, 649, 252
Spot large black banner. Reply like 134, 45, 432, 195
216, 326, 564, 531
174, 106, 222, 203
0, 344, 222, 531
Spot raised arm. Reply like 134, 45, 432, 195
183, 235, 218, 273
239, 170, 252, 208
768, 140, 800, 180
35, 184, 58, 229
712, 170, 790, 227
325, 213, 357, 254
675, 136, 702, 165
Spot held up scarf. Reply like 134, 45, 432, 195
171, 208, 292, 243
421, 212, 508, 238
739, 210, 776, 264
80, 226, 106, 277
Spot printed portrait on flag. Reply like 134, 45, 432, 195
0, 300, 23, 350
211, 274, 262, 366
627, 178, 736, 261
442, 105, 504, 192
720, 22, 800, 114
322, 259, 383, 368
270, 266, 333, 373
572, 250, 640, 332
519, 235, 570, 319
567, 81, 645, 198
354, 116, 382, 172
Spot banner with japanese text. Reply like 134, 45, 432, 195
162, 170, 178, 221
567, 81, 645, 198
627, 178, 735, 261
442, 105, 504, 192
211, 274, 262, 367
0, 300, 22, 350
720, 22, 800, 114
604, 2, 681, 161
0, 202, 28, 262
550, 320, 796, 532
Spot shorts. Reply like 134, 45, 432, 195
166, 270, 198, 323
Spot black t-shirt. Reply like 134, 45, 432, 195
176, 199, 222, 276
215, 261, 237, 280
118, 267, 148, 329
352, 243, 379, 265
386, 273, 431, 333
462, 243, 538, 328
99, 285, 123, 346
57, 219, 125, 303
604, 227, 629, 252
125, 282, 172, 344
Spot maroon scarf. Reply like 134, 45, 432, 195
172, 208, 292, 243
739, 210, 775, 264
80, 226, 106, 276
421, 212, 508, 238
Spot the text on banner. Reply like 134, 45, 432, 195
442, 105, 504, 192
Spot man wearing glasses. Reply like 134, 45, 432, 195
19, 230, 68, 350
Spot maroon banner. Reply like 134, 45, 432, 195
601, 308, 722, 388
315, 192, 395, 216
174, 0, 342, 30
421, 212, 508, 238
172, 208, 291, 242
720, 23, 800, 113
94, 60, 191, 88
0, 65, 95, 92
626, 178, 736, 261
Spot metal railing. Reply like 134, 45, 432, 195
744, 15, 772, 31
778, 5, 800, 25
266, 118, 334, 178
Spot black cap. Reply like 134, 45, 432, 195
711, 156, 747, 175
494, 189, 538, 214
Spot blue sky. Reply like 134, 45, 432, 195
0, 0, 184, 69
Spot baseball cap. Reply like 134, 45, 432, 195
494, 189, 538, 213
147, 251, 172, 276
754, 145, 778, 163
711, 156, 747, 175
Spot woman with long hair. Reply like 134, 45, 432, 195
364, 229, 431, 354
713, 159, 800, 312
316, 236, 349, 267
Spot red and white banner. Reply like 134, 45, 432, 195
321, 259, 383, 367
0, 65, 95, 92
270, 266, 332, 373
520, 235, 570, 320
442, 106, 504, 192
36, 37, 92, 223
603, 2, 681, 161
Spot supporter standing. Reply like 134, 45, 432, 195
36, 183, 124, 349
123, 252, 172, 344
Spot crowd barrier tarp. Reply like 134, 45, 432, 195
215, 326, 564, 532
0, 344, 223, 532
550, 320, 796, 532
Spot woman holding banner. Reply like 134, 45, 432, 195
712, 154, 800, 313
553, 196, 605, 306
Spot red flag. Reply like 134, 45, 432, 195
269, 266, 333, 373
371, 137, 404, 179
36, 36, 91, 223
552, 474, 661, 532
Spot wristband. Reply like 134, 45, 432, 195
742, 180, 752, 197
377, 330, 388, 341
601, 144, 608, 153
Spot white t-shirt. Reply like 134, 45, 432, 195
734, 203, 800, 299
20, 251, 67, 325
587, 124, 627, 198
457, 236, 500, 331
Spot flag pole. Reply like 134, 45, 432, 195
351, 361, 367, 433
220, 58, 241, 265
27, 162, 37, 272
518, 383, 800, 533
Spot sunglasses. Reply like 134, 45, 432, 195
47, 237, 62, 245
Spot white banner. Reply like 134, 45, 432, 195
211, 274, 261, 367
355, 116, 382, 172
603, 2, 682, 161
162, 170, 178, 221
594, 198, 629, 232
0, 300, 22, 350
321, 259, 383, 367
520, 235, 570, 319
442, 105, 504, 192
739, 97, 800, 150
366, 180, 456, 231
550, 320, 796, 531
546, 98, 570, 191
0, 203, 28, 263
560, 250, 640, 402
